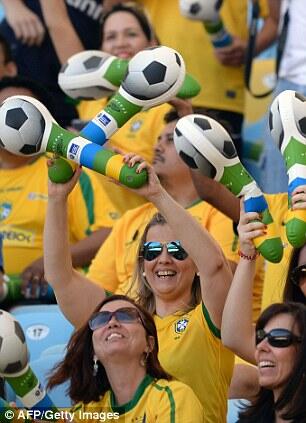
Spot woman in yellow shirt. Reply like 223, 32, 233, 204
47, 294, 204, 422
44, 156, 234, 422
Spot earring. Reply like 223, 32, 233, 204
140, 351, 150, 367
142, 271, 146, 278
93, 355, 98, 376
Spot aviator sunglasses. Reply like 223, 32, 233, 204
290, 264, 306, 286
89, 307, 143, 331
255, 328, 302, 348
141, 241, 188, 261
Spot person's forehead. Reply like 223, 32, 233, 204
146, 224, 175, 242
100, 299, 137, 312
0, 87, 34, 103
104, 11, 143, 31
264, 313, 294, 331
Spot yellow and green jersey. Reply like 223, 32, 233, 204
0, 156, 114, 275
138, 0, 268, 113
72, 375, 204, 422
155, 303, 234, 423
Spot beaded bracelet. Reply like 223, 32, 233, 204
238, 249, 260, 261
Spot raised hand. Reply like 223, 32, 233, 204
4, 0, 45, 46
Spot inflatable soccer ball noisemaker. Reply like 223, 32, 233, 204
179, 0, 232, 48
0, 310, 58, 415
0, 46, 185, 185
174, 114, 283, 263
270, 90, 306, 248
0, 95, 148, 188
79, 45, 185, 145
58, 49, 200, 101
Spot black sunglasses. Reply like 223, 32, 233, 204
89, 307, 143, 331
290, 264, 306, 286
256, 328, 302, 348
141, 240, 188, 261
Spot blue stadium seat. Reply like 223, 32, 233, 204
9, 304, 74, 361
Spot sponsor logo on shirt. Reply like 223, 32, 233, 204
65, 0, 103, 22
1, 226, 34, 245
174, 318, 189, 333
27, 193, 48, 201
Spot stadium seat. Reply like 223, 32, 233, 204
9, 304, 74, 361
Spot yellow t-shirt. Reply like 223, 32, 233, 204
261, 193, 292, 310
78, 99, 171, 216
138, 0, 268, 113
87, 200, 237, 294
0, 156, 115, 275
72, 375, 205, 422
156, 303, 234, 423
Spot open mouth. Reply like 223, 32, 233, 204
156, 270, 176, 279
106, 333, 124, 341
258, 361, 275, 369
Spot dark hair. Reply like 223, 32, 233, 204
238, 302, 306, 422
101, 3, 155, 44
47, 294, 171, 403
0, 34, 13, 64
0, 76, 56, 116
134, 213, 201, 315
283, 248, 306, 304
163, 107, 214, 125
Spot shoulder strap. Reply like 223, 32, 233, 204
244, 1, 290, 98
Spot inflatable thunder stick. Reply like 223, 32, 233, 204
47, 46, 186, 183
79, 46, 186, 146
0, 95, 147, 188
179, 0, 232, 48
58, 49, 200, 101
0, 310, 57, 418
270, 90, 306, 248
174, 114, 283, 263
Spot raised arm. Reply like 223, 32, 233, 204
39, 0, 84, 64
221, 201, 265, 363
43, 166, 105, 328
125, 155, 233, 328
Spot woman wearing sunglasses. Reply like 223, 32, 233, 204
283, 247, 306, 304
222, 203, 306, 422
44, 155, 234, 422
47, 294, 204, 422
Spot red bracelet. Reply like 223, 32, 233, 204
238, 249, 260, 261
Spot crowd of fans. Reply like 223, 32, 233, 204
0, 0, 306, 422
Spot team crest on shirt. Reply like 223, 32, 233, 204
174, 318, 189, 333
129, 120, 143, 133
0, 202, 12, 221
